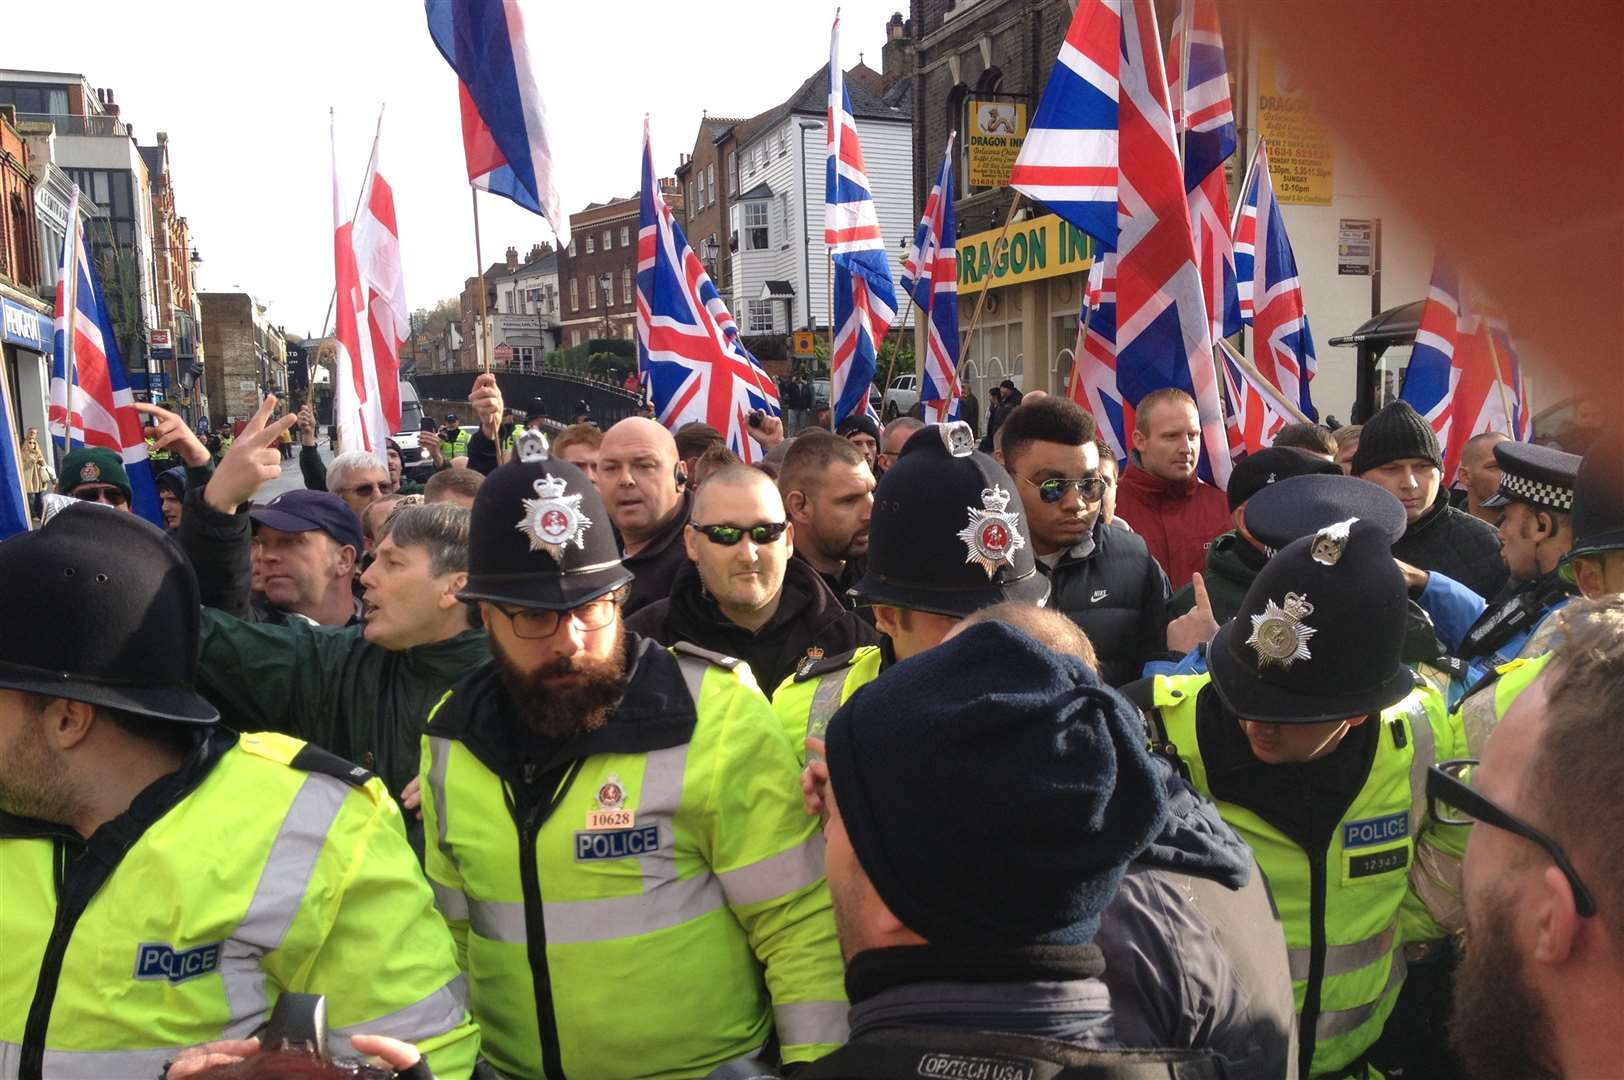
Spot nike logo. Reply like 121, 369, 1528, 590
1091, 589, 1109, 603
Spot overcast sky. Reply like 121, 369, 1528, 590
21, 0, 911, 335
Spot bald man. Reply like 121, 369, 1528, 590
595, 417, 695, 615
626, 465, 879, 694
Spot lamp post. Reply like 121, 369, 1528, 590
598, 272, 614, 340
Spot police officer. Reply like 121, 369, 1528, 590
438, 412, 471, 462
1454, 441, 1583, 680
0, 505, 478, 1080
1137, 517, 1470, 1079
772, 421, 1048, 757
417, 431, 845, 1079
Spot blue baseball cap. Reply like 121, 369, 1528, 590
250, 490, 364, 552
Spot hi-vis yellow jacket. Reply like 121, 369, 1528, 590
0, 730, 479, 1080
1149, 673, 1467, 1079
420, 640, 846, 1080
771, 644, 886, 765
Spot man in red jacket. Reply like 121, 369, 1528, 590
1114, 388, 1230, 589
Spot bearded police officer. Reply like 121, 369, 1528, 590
0, 505, 479, 1080
772, 422, 1048, 758
1136, 517, 1470, 1079
417, 433, 845, 1079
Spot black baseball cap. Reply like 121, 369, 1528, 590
1227, 446, 1343, 512
250, 490, 364, 553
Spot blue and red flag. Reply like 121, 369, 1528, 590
1233, 139, 1318, 422
47, 188, 162, 526
426, 0, 569, 244
1399, 259, 1529, 483
1066, 254, 1128, 464
635, 121, 779, 463
1219, 341, 1298, 455
1169, 0, 1241, 349
1013, 0, 1230, 487
826, 14, 897, 427
901, 135, 961, 425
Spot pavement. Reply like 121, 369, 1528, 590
259, 444, 331, 500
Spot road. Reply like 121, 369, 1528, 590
260, 444, 332, 500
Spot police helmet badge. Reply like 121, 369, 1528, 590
517, 474, 592, 556
956, 485, 1026, 578
595, 774, 626, 810
938, 420, 975, 458
516, 429, 551, 463
79, 461, 101, 483
1310, 517, 1358, 567
1247, 592, 1318, 668
797, 645, 826, 679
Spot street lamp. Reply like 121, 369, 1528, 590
598, 272, 614, 340
701, 235, 720, 276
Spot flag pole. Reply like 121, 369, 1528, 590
1217, 338, 1311, 425
1176, 0, 1192, 171
825, 258, 835, 428
469, 186, 508, 465
959, 188, 1023, 391
55, 189, 83, 469
1482, 320, 1517, 437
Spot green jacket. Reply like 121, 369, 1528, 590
195, 609, 488, 857
1168, 531, 1266, 622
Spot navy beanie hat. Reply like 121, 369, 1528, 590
825, 621, 1169, 946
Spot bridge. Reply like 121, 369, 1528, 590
411, 371, 643, 427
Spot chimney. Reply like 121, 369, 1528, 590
505, 245, 519, 271
887, 11, 904, 39
881, 12, 914, 81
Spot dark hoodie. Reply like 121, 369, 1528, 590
1095, 756, 1299, 1080
625, 556, 880, 697
155, 466, 188, 533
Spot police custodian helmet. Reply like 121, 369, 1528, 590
854, 421, 1049, 617
460, 431, 634, 611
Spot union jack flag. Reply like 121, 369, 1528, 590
1233, 140, 1317, 421
47, 188, 162, 525
1399, 258, 1529, 483
634, 121, 779, 463
901, 135, 961, 425
1066, 254, 1128, 463
1169, 0, 1240, 348
1219, 340, 1297, 455
827, 14, 897, 427
1014, 0, 1230, 487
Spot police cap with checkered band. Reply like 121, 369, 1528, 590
1480, 440, 1581, 516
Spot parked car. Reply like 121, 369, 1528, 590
811, 378, 882, 416
881, 374, 919, 420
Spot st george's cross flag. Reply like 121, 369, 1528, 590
901, 135, 962, 425
826, 13, 898, 427
48, 187, 162, 525
426, 0, 569, 245
636, 121, 780, 462
1011, 0, 1231, 488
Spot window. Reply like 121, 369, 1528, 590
570, 278, 579, 311
585, 234, 595, 254
588, 276, 598, 308
727, 151, 738, 194
741, 201, 770, 251
687, 181, 695, 211
602, 229, 612, 250
622, 268, 633, 303
705, 164, 716, 206
747, 300, 776, 333
779, 130, 789, 158
620, 225, 631, 247
568, 238, 577, 256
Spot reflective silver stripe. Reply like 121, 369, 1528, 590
330, 974, 469, 1046
718, 834, 826, 907
430, 878, 470, 922
636, 744, 690, 894
469, 898, 527, 943
1315, 950, 1408, 1040
1286, 921, 1398, 982
806, 671, 847, 742
543, 871, 727, 944
674, 654, 712, 705
773, 999, 850, 1047
220, 773, 350, 1037
0, 1044, 180, 1080
1405, 694, 1436, 835
426, 735, 454, 850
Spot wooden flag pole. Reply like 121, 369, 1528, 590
825, 258, 836, 428
958, 189, 1024, 389
469, 185, 508, 465
1482, 322, 1518, 437
1217, 338, 1312, 425
880, 293, 917, 414
56, 191, 83, 470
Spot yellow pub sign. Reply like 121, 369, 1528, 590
957, 212, 1096, 296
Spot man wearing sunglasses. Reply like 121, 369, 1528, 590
997, 397, 1171, 687
626, 464, 879, 697
56, 446, 135, 510
419, 443, 845, 1078
1135, 517, 1470, 1079
1433, 597, 1624, 1080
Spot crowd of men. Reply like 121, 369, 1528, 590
3, 370, 1621, 1080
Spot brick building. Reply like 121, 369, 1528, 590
674, 116, 745, 296
457, 260, 504, 369
558, 184, 682, 348
199, 291, 286, 426
139, 132, 204, 415
0, 107, 41, 292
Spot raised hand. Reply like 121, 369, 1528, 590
134, 402, 211, 468
297, 403, 318, 448
203, 396, 298, 512
1167, 572, 1221, 654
